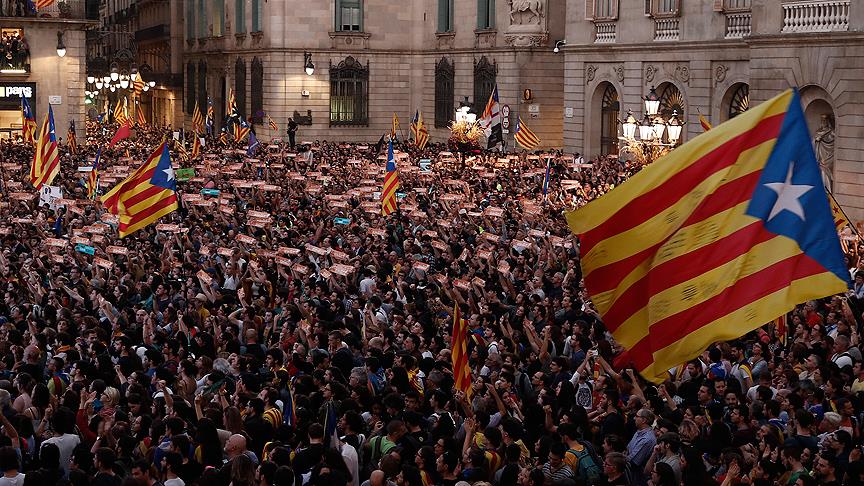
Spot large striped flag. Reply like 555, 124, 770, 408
268, 115, 278, 132
132, 72, 145, 98
21, 96, 36, 145
114, 98, 127, 125
565, 89, 850, 382
233, 118, 251, 143
30, 106, 60, 190
381, 140, 399, 216
101, 141, 178, 238
87, 147, 101, 199
514, 116, 541, 150
35, 0, 52, 10
411, 110, 429, 150
480, 85, 503, 149
192, 101, 204, 134
67, 119, 78, 154
451, 304, 472, 400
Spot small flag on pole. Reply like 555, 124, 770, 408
514, 116, 541, 150
381, 140, 399, 216
699, 113, 712, 132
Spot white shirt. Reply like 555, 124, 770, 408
340, 442, 360, 486
42, 433, 80, 478
0, 473, 25, 486
164, 478, 185, 486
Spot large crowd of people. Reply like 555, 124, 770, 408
0, 120, 860, 486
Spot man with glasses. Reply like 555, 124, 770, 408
601, 452, 628, 485
626, 409, 656, 486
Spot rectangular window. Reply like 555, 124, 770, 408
438, 0, 454, 33
213, 0, 224, 36
198, 0, 206, 37
594, 0, 617, 19
252, 0, 262, 31
336, 0, 362, 32
724, 0, 749, 9
477, 0, 494, 29
186, 0, 195, 39
236, 0, 245, 33
654, 0, 678, 15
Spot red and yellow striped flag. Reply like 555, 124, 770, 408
136, 102, 147, 127
192, 101, 204, 134
114, 98, 127, 126
514, 116, 541, 150
101, 141, 178, 238
827, 191, 850, 231
381, 140, 399, 216
30, 106, 60, 190
699, 113, 712, 132
774, 313, 787, 346
451, 303, 472, 400
268, 115, 278, 132
566, 89, 850, 382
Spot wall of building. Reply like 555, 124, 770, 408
182, 0, 565, 148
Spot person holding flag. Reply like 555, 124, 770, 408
206, 96, 215, 136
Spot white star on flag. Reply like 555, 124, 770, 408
163, 166, 175, 181
764, 161, 813, 221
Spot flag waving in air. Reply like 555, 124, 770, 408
480, 85, 503, 149
206, 97, 215, 135
699, 113, 712, 132
451, 304, 472, 400
381, 140, 399, 216
30, 105, 60, 190
101, 141, 178, 238
410, 110, 429, 150
192, 101, 204, 134
21, 96, 36, 145
565, 89, 849, 382
67, 119, 78, 154
514, 116, 541, 150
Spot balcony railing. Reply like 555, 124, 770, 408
594, 21, 616, 43
725, 12, 751, 38
654, 18, 680, 41
782, 0, 850, 33
0, 0, 97, 20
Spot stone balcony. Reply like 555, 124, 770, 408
594, 21, 616, 43
725, 12, 751, 38
782, 0, 850, 33
654, 18, 680, 41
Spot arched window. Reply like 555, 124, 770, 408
657, 82, 685, 118
600, 83, 619, 156
330, 56, 369, 126
251, 57, 263, 123
197, 61, 207, 116
235, 58, 246, 117
473, 56, 496, 113
186, 62, 196, 114
727, 83, 749, 119
435, 57, 454, 128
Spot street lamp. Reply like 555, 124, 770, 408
621, 110, 637, 140
110, 63, 119, 81
644, 86, 660, 117
667, 111, 683, 145
304, 52, 315, 76
553, 40, 566, 53
95, 80, 103, 89
56, 32, 66, 57
87, 75, 95, 84
119, 74, 129, 89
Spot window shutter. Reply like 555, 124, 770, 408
585, 0, 594, 20
438, 0, 448, 32
478, 0, 488, 29
335, 0, 342, 31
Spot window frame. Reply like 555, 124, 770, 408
251, 57, 264, 123
335, 0, 363, 32
235, 0, 245, 34
252, 0, 262, 32
477, 0, 495, 30
212, 0, 225, 36
438, 0, 454, 33
329, 56, 369, 126
235, 58, 247, 118
434, 57, 454, 128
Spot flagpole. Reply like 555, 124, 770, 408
828, 187, 859, 236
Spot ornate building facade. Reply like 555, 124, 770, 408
182, 0, 566, 148
564, 0, 864, 218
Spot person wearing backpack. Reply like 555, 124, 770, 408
559, 424, 601, 485
642, 433, 682, 485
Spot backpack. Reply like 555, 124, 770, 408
568, 441, 602, 484
359, 436, 386, 482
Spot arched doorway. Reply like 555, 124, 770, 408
600, 83, 619, 156
657, 82, 685, 145
724, 83, 750, 121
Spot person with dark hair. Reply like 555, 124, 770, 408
0, 445, 24, 485
41, 406, 79, 478
130, 461, 161, 486
541, 442, 575, 486
92, 448, 121, 486
161, 451, 184, 486
601, 452, 628, 486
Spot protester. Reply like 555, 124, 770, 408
0, 118, 862, 486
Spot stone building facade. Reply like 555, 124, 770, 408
564, 0, 864, 219
181, 0, 565, 149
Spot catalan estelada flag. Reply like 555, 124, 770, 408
381, 139, 399, 216
565, 89, 850, 382
114, 98, 127, 125
699, 113, 712, 132
136, 102, 147, 127
233, 118, 251, 143
21, 96, 36, 145
101, 141, 178, 238
30, 106, 60, 190
514, 116, 541, 150
268, 115, 278, 132
827, 191, 851, 231
410, 110, 429, 150
451, 303, 472, 400
67, 119, 77, 154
